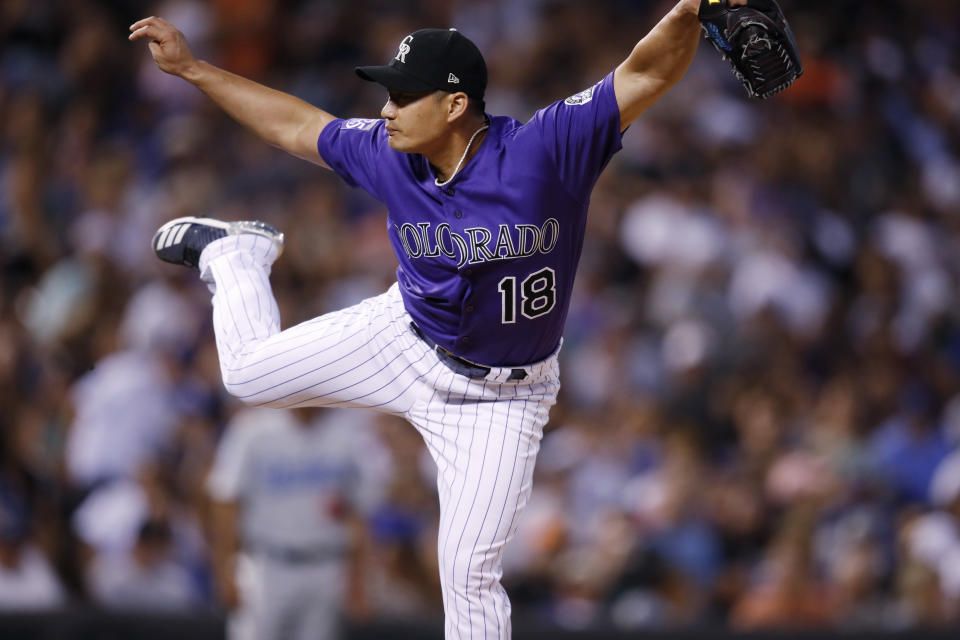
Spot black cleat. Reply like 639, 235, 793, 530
152, 216, 284, 269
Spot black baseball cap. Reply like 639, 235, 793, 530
356, 28, 487, 101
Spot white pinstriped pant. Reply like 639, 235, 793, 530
200, 234, 561, 639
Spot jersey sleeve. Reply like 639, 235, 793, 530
528, 71, 624, 201
316, 118, 389, 201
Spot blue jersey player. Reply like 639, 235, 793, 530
132, 1, 703, 636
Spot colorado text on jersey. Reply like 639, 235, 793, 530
393, 218, 560, 268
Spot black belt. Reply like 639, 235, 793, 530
410, 322, 527, 381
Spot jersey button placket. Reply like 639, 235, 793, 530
454, 210, 463, 219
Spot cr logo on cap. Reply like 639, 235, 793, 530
395, 35, 413, 64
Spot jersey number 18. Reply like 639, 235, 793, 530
498, 267, 557, 324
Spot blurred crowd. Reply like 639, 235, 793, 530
2, 0, 960, 632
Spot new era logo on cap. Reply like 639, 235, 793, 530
355, 28, 487, 100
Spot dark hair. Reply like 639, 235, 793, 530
434, 92, 486, 120
469, 97, 486, 118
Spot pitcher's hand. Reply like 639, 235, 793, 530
129, 16, 198, 78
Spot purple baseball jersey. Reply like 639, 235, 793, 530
317, 71, 623, 366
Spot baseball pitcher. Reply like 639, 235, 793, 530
130, 0, 799, 637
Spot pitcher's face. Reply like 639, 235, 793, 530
381, 90, 449, 154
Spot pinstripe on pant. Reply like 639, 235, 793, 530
200, 234, 561, 639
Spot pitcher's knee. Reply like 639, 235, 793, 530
220, 359, 285, 407
221, 379, 275, 407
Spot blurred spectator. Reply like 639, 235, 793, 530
86, 516, 203, 611
0, 507, 66, 610
730, 508, 833, 629
869, 387, 952, 505
65, 280, 201, 488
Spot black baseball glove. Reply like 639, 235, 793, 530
698, 0, 803, 99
